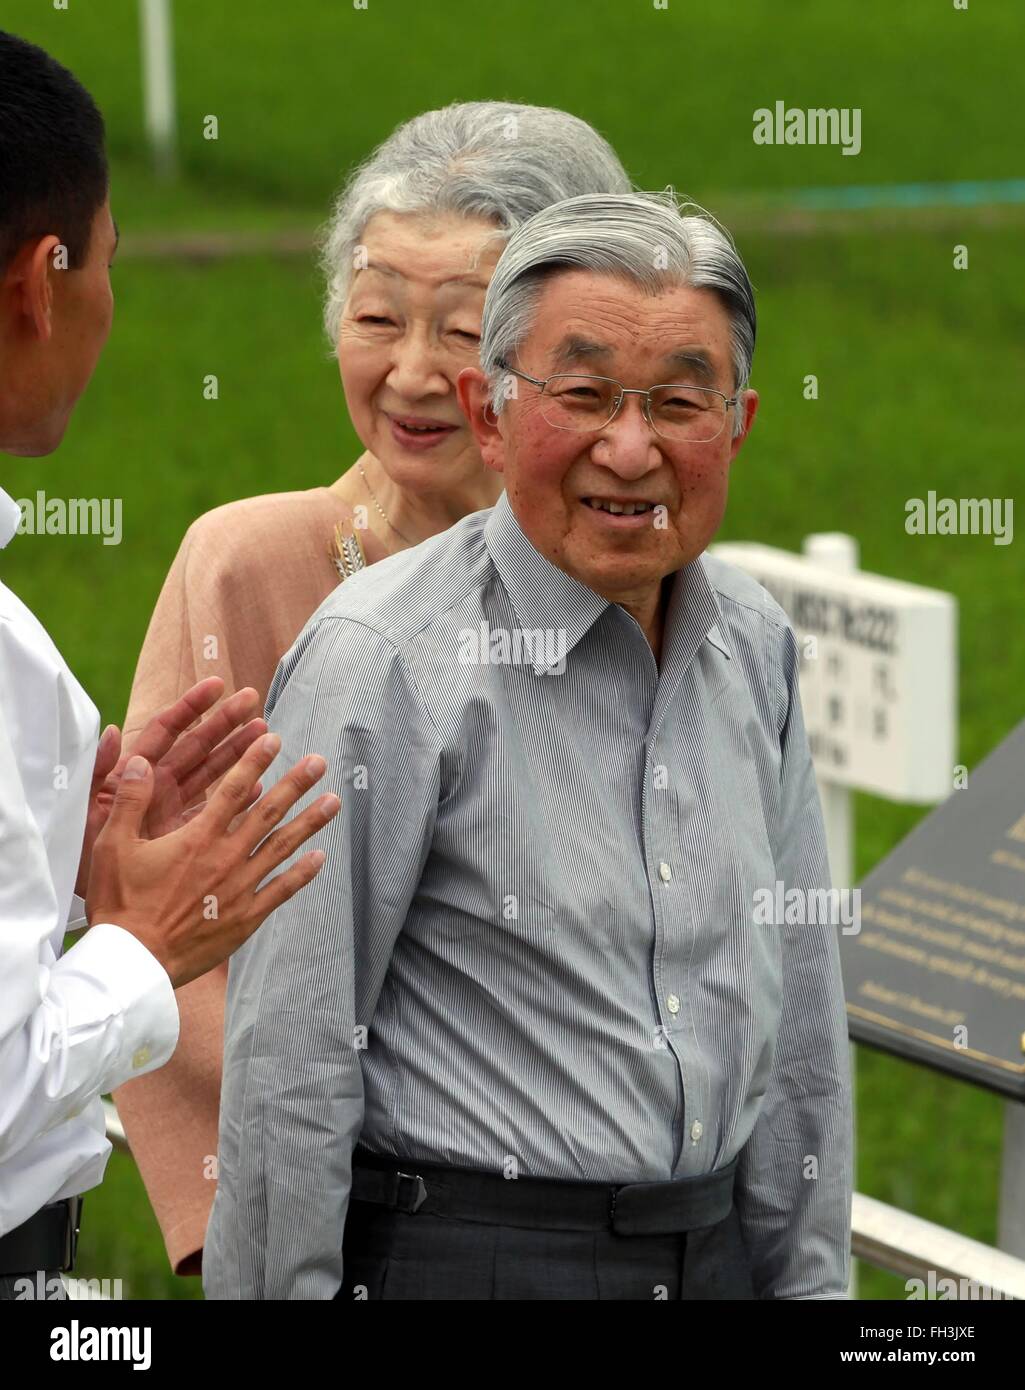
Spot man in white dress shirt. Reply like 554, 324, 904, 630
0, 29, 341, 1297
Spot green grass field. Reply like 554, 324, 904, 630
2, 0, 1023, 1299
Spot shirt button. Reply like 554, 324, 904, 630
659, 862, 672, 882
666, 994, 680, 1015
131, 1045, 152, 1070
690, 1120, 703, 1142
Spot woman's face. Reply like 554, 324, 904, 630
337, 210, 504, 495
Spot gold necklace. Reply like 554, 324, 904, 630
357, 461, 417, 548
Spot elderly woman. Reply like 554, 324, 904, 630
111, 101, 631, 1277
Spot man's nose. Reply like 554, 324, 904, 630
590, 394, 663, 477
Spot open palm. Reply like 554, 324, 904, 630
76, 679, 266, 898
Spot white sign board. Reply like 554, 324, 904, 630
709, 541, 957, 803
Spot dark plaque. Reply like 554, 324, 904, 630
841, 717, 1025, 1098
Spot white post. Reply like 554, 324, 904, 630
801, 532, 858, 891
802, 532, 859, 1297
139, 0, 177, 177
998, 1085, 1025, 1258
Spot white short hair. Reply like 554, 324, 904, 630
319, 101, 632, 347
480, 191, 757, 437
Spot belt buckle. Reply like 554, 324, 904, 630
396, 1172, 427, 1214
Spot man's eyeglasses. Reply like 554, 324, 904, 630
496, 360, 739, 444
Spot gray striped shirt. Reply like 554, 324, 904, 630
204, 491, 852, 1300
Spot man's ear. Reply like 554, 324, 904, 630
457, 366, 506, 475
728, 389, 759, 464
2, 235, 61, 343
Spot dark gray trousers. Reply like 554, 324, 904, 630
339, 1198, 755, 1300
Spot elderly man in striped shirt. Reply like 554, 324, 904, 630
205, 191, 853, 1302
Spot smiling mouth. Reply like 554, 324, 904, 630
389, 414, 457, 434
582, 497, 658, 516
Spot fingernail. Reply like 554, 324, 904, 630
123, 756, 148, 780
261, 734, 281, 755
306, 754, 327, 778
308, 850, 326, 868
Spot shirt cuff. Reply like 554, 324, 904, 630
54, 922, 180, 1089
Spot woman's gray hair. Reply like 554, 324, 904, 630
319, 102, 632, 347
480, 191, 757, 436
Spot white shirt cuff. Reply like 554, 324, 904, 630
54, 922, 180, 1090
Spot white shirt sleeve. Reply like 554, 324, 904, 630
0, 674, 179, 1170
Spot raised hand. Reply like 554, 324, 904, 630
85, 732, 341, 989
76, 677, 267, 897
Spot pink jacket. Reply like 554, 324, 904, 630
112, 486, 366, 1275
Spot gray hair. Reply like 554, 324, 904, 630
319, 102, 632, 347
480, 191, 757, 436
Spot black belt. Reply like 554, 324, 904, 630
0, 1197, 82, 1276
350, 1147, 737, 1236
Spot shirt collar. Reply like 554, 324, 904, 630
662, 544, 733, 670
483, 490, 731, 674
0, 487, 22, 550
